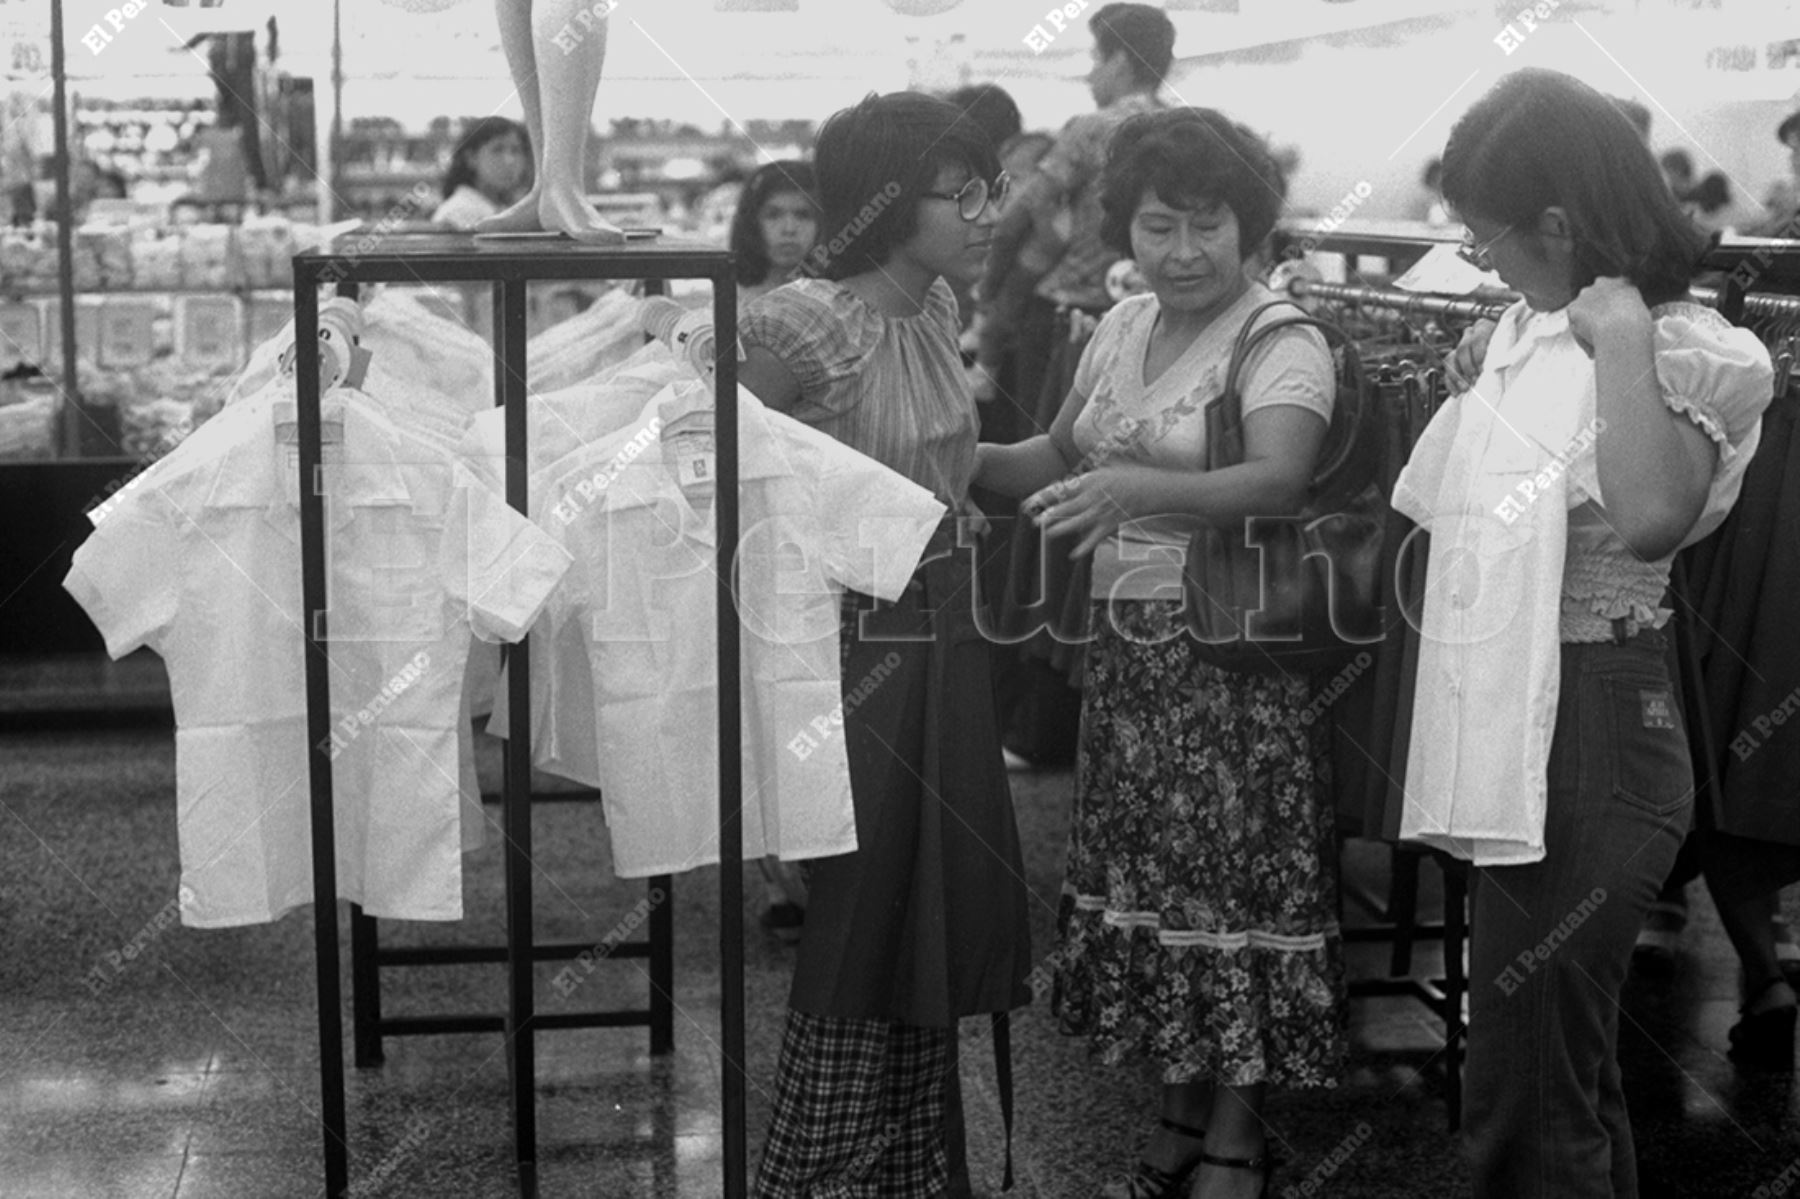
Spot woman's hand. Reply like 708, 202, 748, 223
1025, 465, 1147, 560
1566, 276, 1651, 356
1446, 318, 1497, 393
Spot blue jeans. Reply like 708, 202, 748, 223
1464, 631, 1692, 1199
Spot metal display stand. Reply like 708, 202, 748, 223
291, 233, 742, 1199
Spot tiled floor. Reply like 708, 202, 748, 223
2, 715, 1797, 1198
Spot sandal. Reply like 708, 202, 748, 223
1191, 1147, 1280, 1198
1098, 1117, 1207, 1199
1728, 979, 1797, 1072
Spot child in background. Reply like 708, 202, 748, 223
729, 160, 820, 309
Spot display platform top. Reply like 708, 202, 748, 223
293, 232, 735, 286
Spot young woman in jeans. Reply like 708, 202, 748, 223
1404, 68, 1773, 1198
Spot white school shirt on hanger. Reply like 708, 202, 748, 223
65, 390, 571, 927
95, 382, 504, 844
508, 381, 946, 878
1391, 304, 1586, 866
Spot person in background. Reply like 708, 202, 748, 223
978, 1, 1175, 769
1415, 156, 1451, 226
1423, 68, 1771, 1198
971, 130, 1063, 420
730, 160, 819, 310
944, 83, 1024, 163
977, 107, 1345, 1199
1660, 148, 1696, 200
726, 157, 822, 946
1687, 171, 1765, 237
737, 92, 1031, 1198
431, 117, 531, 230
1756, 110, 1800, 235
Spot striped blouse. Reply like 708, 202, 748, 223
738, 277, 978, 508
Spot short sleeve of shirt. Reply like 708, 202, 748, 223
785, 421, 946, 601
1237, 321, 1336, 425
442, 468, 573, 643
1071, 299, 1139, 401
1651, 305, 1774, 538
739, 282, 869, 403
65, 499, 182, 658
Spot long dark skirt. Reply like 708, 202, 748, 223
788, 540, 1033, 1026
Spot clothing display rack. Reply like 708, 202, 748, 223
290, 234, 743, 1199
344, 280, 674, 1073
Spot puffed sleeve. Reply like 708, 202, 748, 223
1652, 305, 1774, 544
738, 280, 873, 415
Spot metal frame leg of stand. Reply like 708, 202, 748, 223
495, 276, 538, 1196
295, 278, 351, 1199
350, 905, 384, 1067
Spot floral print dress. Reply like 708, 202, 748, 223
1051, 285, 1349, 1088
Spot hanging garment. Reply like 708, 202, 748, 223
525, 286, 650, 394
65, 387, 571, 927
457, 339, 683, 492
1391, 304, 1589, 865
1682, 383, 1800, 856
507, 381, 946, 878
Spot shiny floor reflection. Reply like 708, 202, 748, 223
1, 725, 1795, 1198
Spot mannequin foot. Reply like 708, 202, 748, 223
475, 187, 546, 234
540, 185, 625, 243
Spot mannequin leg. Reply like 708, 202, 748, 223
531, 0, 622, 240
477, 0, 549, 232
479, 0, 623, 241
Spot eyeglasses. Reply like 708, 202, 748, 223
1457, 225, 1510, 272
921, 172, 1011, 221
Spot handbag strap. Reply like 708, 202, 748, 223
1215, 300, 1367, 488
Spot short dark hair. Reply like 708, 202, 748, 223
1090, 3, 1177, 87
730, 160, 818, 287
1098, 107, 1286, 262
808, 92, 1000, 281
1441, 69, 1708, 307
442, 117, 527, 200
943, 84, 1023, 157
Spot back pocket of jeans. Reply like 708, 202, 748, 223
1601, 675, 1692, 818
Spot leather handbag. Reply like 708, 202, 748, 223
1184, 300, 1388, 675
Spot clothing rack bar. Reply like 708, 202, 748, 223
1289, 275, 1800, 324
1687, 285, 1800, 319
1285, 278, 1514, 322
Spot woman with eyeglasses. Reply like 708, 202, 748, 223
736, 91, 1030, 1198
1399, 68, 1773, 1198
976, 107, 1345, 1199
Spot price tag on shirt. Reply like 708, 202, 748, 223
97, 299, 156, 368
177, 296, 242, 368
0, 301, 41, 370
677, 451, 715, 489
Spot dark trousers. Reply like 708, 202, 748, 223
1465, 632, 1692, 1199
